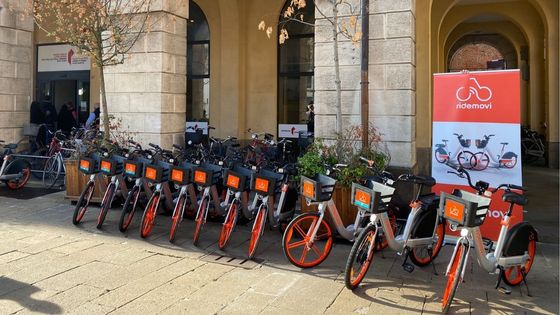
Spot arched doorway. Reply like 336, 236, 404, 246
187, 0, 210, 122
277, 0, 315, 125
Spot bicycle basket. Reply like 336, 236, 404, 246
460, 139, 472, 148
475, 139, 487, 149
300, 174, 336, 202
186, 129, 204, 145
78, 157, 98, 175
124, 160, 143, 178
251, 168, 284, 195
351, 181, 395, 214
143, 163, 170, 183
192, 163, 222, 187
439, 190, 491, 227
170, 166, 191, 186
100, 155, 125, 176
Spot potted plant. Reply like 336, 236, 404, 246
298, 125, 390, 225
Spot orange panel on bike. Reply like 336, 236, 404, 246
255, 178, 269, 193
170, 167, 190, 185
78, 157, 97, 175
444, 199, 465, 224
193, 169, 208, 185
124, 160, 143, 178
224, 169, 249, 192
145, 166, 157, 181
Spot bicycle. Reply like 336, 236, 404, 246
344, 163, 446, 289
72, 154, 101, 225
471, 134, 518, 170
0, 141, 31, 190
434, 133, 475, 169
440, 165, 537, 313
247, 165, 298, 259
521, 127, 545, 164
168, 160, 198, 242
95, 151, 129, 229
192, 162, 226, 245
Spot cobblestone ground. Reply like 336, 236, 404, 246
0, 191, 557, 314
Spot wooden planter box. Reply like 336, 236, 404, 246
300, 186, 357, 227
64, 160, 105, 203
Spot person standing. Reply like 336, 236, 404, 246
306, 103, 315, 134
85, 103, 100, 130
58, 102, 77, 134
41, 96, 57, 144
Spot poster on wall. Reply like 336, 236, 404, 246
278, 124, 307, 138
186, 121, 209, 135
37, 44, 91, 72
431, 70, 523, 241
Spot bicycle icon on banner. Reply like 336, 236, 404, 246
456, 78, 492, 102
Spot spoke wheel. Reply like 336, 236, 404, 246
119, 185, 140, 232
193, 197, 208, 245
282, 212, 333, 268
457, 151, 474, 169
97, 183, 115, 229
442, 243, 467, 313
472, 152, 490, 171
140, 193, 159, 238
435, 150, 448, 163
42, 156, 61, 188
218, 202, 238, 250
501, 155, 518, 169
410, 220, 445, 266
72, 182, 95, 225
502, 236, 536, 286
248, 205, 267, 259
169, 193, 187, 243
344, 224, 377, 290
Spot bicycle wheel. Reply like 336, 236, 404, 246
140, 192, 160, 238
282, 212, 333, 268
96, 182, 115, 229
502, 234, 536, 286
218, 201, 238, 250
248, 204, 267, 259
457, 151, 474, 169
344, 224, 377, 290
5, 160, 31, 190
193, 196, 208, 245
472, 152, 490, 171
169, 192, 187, 243
442, 242, 468, 313
42, 155, 61, 188
410, 219, 445, 266
500, 152, 518, 169
119, 185, 140, 232
72, 181, 95, 225
434, 148, 448, 163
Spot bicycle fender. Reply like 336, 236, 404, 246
502, 222, 538, 257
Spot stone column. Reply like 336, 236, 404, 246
369, 0, 416, 169
104, 0, 188, 149
0, 0, 33, 144
314, 0, 416, 169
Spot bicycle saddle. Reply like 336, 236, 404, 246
401, 174, 436, 187
502, 191, 528, 206
500, 142, 509, 145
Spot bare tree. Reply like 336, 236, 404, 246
27, 0, 154, 140
260, 0, 361, 134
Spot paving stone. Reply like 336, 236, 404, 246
50, 239, 103, 255
270, 275, 344, 313
67, 302, 115, 314
218, 291, 277, 314
34, 261, 119, 292
15, 284, 105, 314
0, 283, 59, 314
0, 251, 30, 264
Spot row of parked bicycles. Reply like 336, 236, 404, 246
70, 126, 537, 313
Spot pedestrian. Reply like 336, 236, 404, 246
30, 101, 45, 125
85, 103, 100, 130
306, 103, 315, 133
29, 101, 46, 151
40, 95, 57, 144
58, 102, 77, 134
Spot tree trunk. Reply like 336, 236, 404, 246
332, 4, 342, 134
98, 63, 110, 141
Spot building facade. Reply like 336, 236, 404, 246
0, 0, 558, 170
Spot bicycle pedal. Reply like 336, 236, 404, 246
402, 263, 414, 273
498, 286, 511, 295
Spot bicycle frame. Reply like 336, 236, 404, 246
309, 200, 357, 242
373, 202, 440, 253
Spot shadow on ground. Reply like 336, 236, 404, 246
0, 277, 62, 314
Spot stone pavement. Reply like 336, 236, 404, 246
0, 189, 557, 315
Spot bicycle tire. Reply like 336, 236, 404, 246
502, 233, 536, 286
96, 182, 115, 229
472, 152, 489, 171
169, 192, 187, 243
409, 219, 446, 266
72, 181, 95, 225
248, 204, 267, 259
193, 196, 208, 246
218, 201, 238, 250
457, 151, 474, 170
42, 155, 61, 189
344, 224, 377, 290
282, 212, 333, 268
442, 242, 468, 313
5, 160, 31, 190
119, 185, 141, 232
140, 192, 160, 238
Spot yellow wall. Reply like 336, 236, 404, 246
194, 0, 284, 139
416, 0, 558, 152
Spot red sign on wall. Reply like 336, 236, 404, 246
432, 70, 522, 241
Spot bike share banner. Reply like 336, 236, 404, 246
431, 70, 523, 240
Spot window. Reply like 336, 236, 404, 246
278, 0, 315, 125
187, 1, 210, 122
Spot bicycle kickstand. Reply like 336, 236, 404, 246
521, 267, 532, 297
401, 248, 414, 273
428, 248, 438, 275
495, 267, 512, 295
